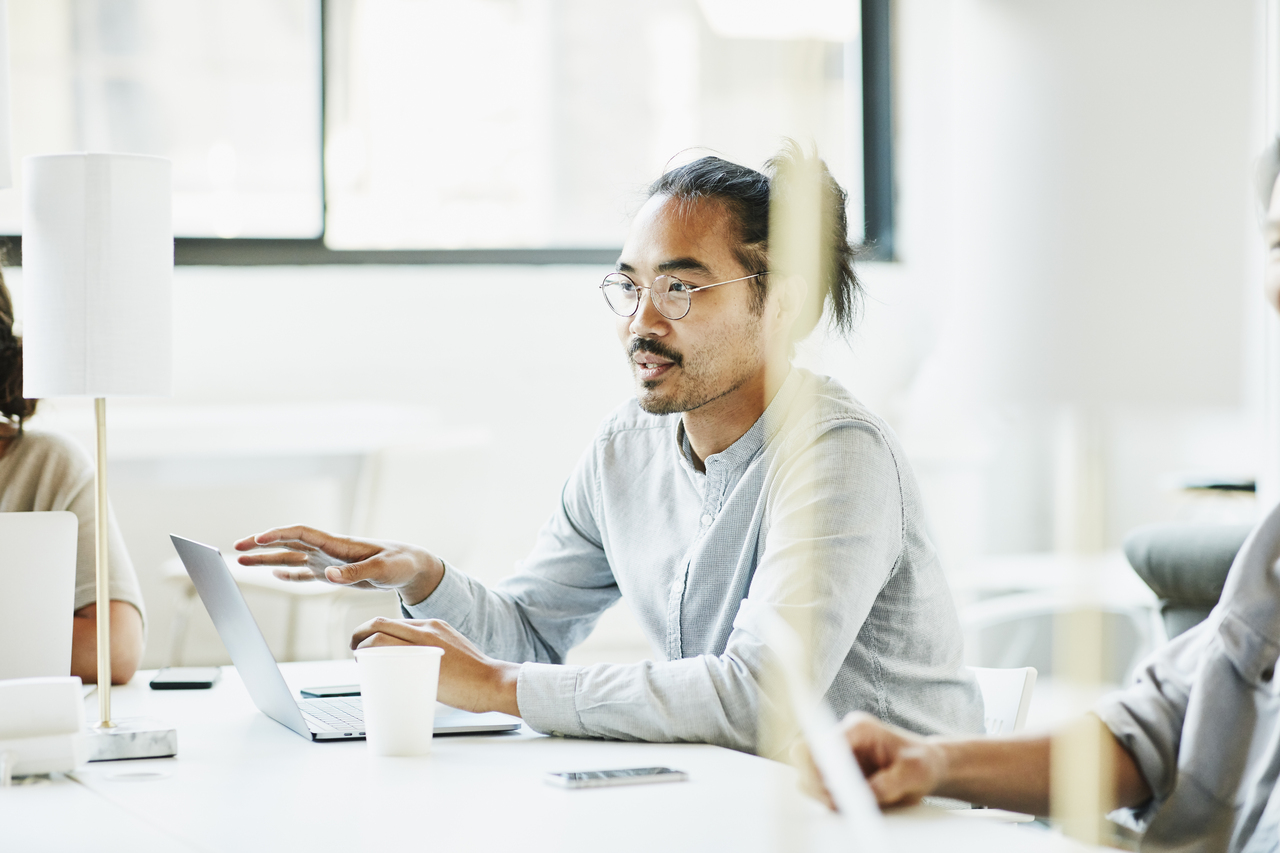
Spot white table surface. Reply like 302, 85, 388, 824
5, 661, 1099, 853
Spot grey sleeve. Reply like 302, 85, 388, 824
1094, 622, 1207, 824
402, 442, 621, 664
515, 421, 903, 752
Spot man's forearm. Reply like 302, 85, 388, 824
933, 717, 1151, 816
933, 735, 1053, 814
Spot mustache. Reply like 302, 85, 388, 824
628, 337, 684, 368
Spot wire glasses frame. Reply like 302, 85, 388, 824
599, 272, 767, 321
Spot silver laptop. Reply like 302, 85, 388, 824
0, 512, 78, 680
170, 535, 521, 741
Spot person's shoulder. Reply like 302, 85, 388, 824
798, 370, 899, 445
6, 429, 93, 471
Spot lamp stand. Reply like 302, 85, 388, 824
84, 397, 177, 762
93, 397, 112, 726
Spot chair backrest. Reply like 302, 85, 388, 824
968, 666, 1036, 736
1123, 522, 1249, 639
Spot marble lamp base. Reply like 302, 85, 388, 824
86, 718, 177, 762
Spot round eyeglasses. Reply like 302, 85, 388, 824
599, 272, 767, 321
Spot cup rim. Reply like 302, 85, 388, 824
354, 645, 444, 659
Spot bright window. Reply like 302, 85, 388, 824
2, 0, 872, 252
324, 0, 864, 249
2, 0, 322, 238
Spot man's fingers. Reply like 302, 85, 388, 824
356, 632, 414, 649
350, 616, 436, 649
271, 567, 319, 583
237, 550, 310, 567
322, 557, 383, 586
865, 749, 932, 807
867, 763, 921, 806
234, 525, 342, 553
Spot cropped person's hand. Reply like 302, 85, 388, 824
234, 525, 444, 606
351, 617, 520, 717
799, 712, 948, 810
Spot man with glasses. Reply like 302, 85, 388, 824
235, 145, 984, 753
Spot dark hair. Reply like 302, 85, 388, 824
0, 269, 37, 429
646, 141, 861, 340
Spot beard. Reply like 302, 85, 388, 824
627, 336, 751, 415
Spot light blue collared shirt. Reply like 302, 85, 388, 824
405, 368, 983, 752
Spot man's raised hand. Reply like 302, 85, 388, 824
233, 525, 445, 606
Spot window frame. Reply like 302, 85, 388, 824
1, 0, 893, 267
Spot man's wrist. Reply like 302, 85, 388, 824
928, 738, 955, 797
488, 661, 521, 718
399, 553, 446, 607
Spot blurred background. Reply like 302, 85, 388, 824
1, 0, 1270, 726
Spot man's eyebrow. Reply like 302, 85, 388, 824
655, 257, 712, 276
616, 261, 635, 273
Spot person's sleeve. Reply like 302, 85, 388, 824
515, 419, 902, 753
54, 441, 147, 632
1093, 623, 1205, 827
401, 441, 622, 665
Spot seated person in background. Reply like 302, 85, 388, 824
0, 275, 145, 684
821, 157, 1280, 853
237, 144, 984, 754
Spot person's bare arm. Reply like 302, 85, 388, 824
828, 712, 1152, 816
71, 601, 144, 685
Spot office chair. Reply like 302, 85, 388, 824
1122, 522, 1250, 640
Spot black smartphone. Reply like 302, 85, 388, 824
299, 684, 361, 699
149, 667, 222, 690
544, 767, 688, 789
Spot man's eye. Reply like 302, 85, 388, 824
667, 280, 690, 293
615, 280, 636, 292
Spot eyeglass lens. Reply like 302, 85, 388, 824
600, 274, 690, 320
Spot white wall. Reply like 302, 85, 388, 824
852, 0, 1267, 566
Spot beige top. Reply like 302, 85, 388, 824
0, 429, 145, 625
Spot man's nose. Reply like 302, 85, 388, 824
629, 286, 670, 337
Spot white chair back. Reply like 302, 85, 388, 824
968, 665, 1037, 735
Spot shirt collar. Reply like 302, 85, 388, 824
673, 367, 805, 472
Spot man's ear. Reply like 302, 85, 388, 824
771, 273, 804, 322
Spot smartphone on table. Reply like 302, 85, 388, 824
544, 767, 688, 788
299, 684, 361, 699
149, 667, 221, 689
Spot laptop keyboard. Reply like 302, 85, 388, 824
300, 697, 364, 733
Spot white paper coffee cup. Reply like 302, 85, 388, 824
355, 645, 445, 756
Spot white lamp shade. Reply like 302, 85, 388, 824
22, 153, 173, 398
0, 1, 12, 189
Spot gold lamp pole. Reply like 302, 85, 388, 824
94, 397, 112, 727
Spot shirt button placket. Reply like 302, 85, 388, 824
664, 560, 689, 659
